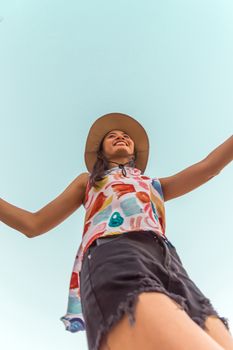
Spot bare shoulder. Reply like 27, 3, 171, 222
79, 172, 90, 188
74, 171, 90, 199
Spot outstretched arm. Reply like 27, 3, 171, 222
159, 135, 233, 202
0, 172, 89, 237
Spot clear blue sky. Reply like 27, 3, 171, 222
0, 1, 232, 349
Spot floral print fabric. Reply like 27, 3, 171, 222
60, 166, 166, 333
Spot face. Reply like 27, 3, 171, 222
102, 129, 135, 160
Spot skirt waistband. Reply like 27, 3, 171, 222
90, 231, 174, 248
92, 234, 122, 247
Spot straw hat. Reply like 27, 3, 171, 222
84, 112, 149, 173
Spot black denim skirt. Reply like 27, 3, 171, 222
80, 230, 230, 350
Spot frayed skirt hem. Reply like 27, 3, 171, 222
93, 281, 187, 350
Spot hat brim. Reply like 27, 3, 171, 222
84, 112, 149, 173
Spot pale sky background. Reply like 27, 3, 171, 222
0, 1, 232, 349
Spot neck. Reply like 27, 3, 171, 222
107, 157, 134, 170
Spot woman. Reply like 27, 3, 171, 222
1, 112, 233, 350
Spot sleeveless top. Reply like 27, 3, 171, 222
60, 166, 166, 333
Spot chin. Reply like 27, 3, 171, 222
113, 149, 130, 156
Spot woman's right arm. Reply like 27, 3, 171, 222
0, 197, 37, 237
0, 172, 89, 238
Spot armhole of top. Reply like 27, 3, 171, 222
152, 177, 165, 201
82, 173, 91, 207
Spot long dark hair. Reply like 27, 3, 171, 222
89, 137, 137, 188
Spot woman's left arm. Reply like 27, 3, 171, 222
159, 135, 233, 202
203, 135, 233, 175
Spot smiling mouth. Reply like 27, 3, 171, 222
114, 141, 127, 146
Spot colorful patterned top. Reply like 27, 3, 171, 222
60, 166, 166, 333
